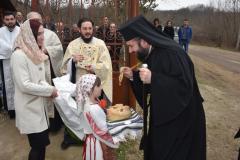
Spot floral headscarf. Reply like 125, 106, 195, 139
76, 74, 97, 110
13, 19, 48, 64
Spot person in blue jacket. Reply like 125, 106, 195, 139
178, 19, 192, 53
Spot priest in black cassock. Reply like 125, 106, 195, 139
119, 15, 206, 160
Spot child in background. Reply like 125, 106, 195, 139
76, 74, 118, 160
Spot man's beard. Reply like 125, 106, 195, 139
137, 45, 150, 62
80, 33, 93, 43
6, 23, 16, 32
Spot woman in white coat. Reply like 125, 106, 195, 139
11, 19, 58, 160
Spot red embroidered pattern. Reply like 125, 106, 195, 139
85, 112, 114, 144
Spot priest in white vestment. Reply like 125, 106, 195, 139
0, 11, 20, 118
61, 18, 112, 103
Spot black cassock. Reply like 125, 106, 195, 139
118, 15, 206, 160
130, 47, 206, 160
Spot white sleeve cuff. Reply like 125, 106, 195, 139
67, 58, 73, 74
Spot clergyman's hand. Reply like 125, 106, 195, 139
121, 67, 133, 80
139, 68, 151, 84
72, 54, 84, 63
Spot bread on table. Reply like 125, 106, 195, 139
107, 104, 132, 122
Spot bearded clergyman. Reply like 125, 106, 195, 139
0, 11, 20, 118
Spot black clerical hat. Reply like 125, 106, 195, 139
118, 15, 180, 49
118, 15, 156, 41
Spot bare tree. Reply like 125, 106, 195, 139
224, 0, 240, 49
139, 0, 158, 13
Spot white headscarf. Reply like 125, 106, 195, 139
76, 74, 97, 110
13, 19, 48, 64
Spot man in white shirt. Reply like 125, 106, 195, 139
0, 11, 20, 118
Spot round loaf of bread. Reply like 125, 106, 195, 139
107, 104, 132, 122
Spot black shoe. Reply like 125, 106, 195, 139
8, 110, 15, 119
61, 141, 70, 150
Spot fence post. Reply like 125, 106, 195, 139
128, 0, 139, 108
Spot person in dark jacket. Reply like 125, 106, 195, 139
43, 15, 56, 32
105, 22, 124, 71
15, 11, 24, 26
96, 16, 110, 41
71, 24, 80, 40
163, 20, 175, 40
119, 15, 206, 160
153, 18, 162, 33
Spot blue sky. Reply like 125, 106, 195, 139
155, 0, 211, 10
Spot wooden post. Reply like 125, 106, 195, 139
68, 0, 72, 26
115, 0, 119, 21
128, 0, 139, 19
46, 0, 49, 15
236, 25, 240, 50
31, 0, 38, 11
80, 0, 83, 18
128, 0, 139, 108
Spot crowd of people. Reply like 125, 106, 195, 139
152, 17, 192, 53
0, 10, 210, 160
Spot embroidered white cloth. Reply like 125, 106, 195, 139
13, 20, 48, 65
53, 74, 85, 140
76, 74, 97, 111
107, 108, 143, 144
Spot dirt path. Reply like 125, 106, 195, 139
190, 45, 240, 73
189, 45, 240, 160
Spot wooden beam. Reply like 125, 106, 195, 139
127, 0, 139, 108
128, 0, 139, 18
31, 0, 38, 11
